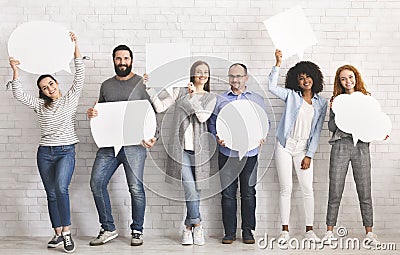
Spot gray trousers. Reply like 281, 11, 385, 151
326, 137, 373, 227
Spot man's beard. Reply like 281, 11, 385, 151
114, 64, 132, 77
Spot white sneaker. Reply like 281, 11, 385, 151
182, 228, 193, 245
364, 232, 380, 247
278, 231, 290, 246
321, 230, 335, 245
304, 230, 321, 243
193, 226, 205, 246
89, 229, 118, 246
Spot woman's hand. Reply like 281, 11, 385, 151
188, 82, 196, 94
70, 31, 82, 58
9, 57, 20, 71
9, 57, 20, 80
275, 49, 282, 67
301, 156, 311, 170
70, 31, 77, 43
329, 96, 335, 109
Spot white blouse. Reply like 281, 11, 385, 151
290, 99, 314, 140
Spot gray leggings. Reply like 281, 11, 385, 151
326, 137, 373, 227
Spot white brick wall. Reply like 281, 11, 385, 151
0, 0, 399, 238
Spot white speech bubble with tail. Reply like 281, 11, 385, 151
263, 6, 317, 60
8, 21, 74, 74
90, 100, 157, 156
332, 92, 392, 146
216, 100, 269, 160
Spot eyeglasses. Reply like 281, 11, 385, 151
228, 74, 246, 79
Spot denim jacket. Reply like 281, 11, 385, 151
268, 66, 327, 158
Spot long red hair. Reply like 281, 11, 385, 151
333, 65, 369, 98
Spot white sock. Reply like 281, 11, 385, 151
62, 231, 71, 236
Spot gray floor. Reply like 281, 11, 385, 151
0, 235, 398, 254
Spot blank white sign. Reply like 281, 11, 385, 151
90, 100, 157, 156
264, 6, 317, 60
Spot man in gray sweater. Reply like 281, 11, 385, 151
87, 45, 156, 247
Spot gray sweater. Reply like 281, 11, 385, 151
163, 88, 217, 189
99, 74, 150, 102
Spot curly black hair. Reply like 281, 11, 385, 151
285, 61, 324, 94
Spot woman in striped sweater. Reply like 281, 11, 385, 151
8, 32, 84, 253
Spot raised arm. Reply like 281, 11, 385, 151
268, 49, 289, 100
146, 86, 179, 113
65, 32, 85, 99
71, 32, 81, 59
9, 57, 40, 110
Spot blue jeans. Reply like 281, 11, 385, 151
37, 144, 75, 228
218, 153, 258, 236
182, 150, 201, 227
90, 146, 147, 232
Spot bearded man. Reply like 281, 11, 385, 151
87, 45, 156, 247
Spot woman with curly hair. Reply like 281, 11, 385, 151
268, 49, 327, 245
322, 65, 379, 246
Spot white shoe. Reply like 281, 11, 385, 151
321, 230, 335, 245
304, 230, 321, 243
89, 229, 118, 246
278, 231, 290, 246
193, 226, 205, 246
182, 228, 193, 245
364, 232, 380, 247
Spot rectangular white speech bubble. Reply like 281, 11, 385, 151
90, 100, 157, 156
146, 43, 191, 88
263, 6, 317, 60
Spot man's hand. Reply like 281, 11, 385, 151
87, 101, 98, 119
141, 137, 157, 148
216, 134, 226, 147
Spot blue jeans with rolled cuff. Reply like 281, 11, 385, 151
181, 150, 201, 227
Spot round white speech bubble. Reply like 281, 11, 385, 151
90, 100, 157, 156
216, 100, 269, 159
332, 91, 392, 145
8, 21, 74, 74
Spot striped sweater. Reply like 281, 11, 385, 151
11, 58, 85, 146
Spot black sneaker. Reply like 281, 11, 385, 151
62, 233, 75, 253
131, 230, 143, 246
48, 235, 63, 248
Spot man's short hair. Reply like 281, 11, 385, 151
112, 45, 133, 59
229, 63, 247, 75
